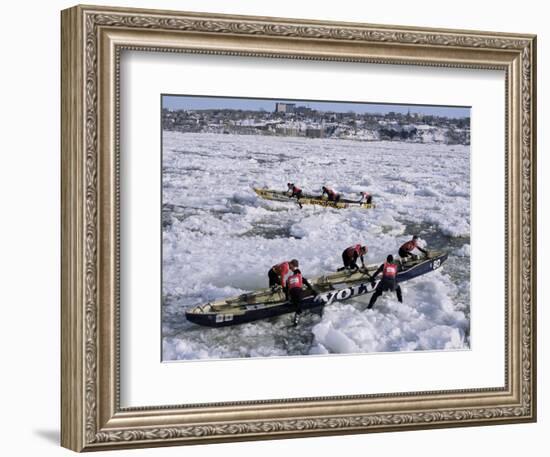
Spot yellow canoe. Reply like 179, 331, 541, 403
253, 188, 375, 209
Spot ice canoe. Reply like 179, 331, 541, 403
253, 188, 375, 209
185, 251, 448, 327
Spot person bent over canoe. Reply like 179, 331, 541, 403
367, 255, 403, 309
399, 235, 428, 260
360, 191, 373, 204
268, 259, 299, 291
286, 269, 316, 326
338, 244, 368, 272
322, 186, 340, 202
287, 183, 302, 199
287, 183, 303, 208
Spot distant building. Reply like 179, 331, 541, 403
295, 106, 313, 115
276, 125, 300, 136
275, 102, 296, 114
306, 127, 325, 138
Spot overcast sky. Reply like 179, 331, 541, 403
162, 95, 470, 118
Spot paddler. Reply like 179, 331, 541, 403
321, 186, 340, 202
360, 191, 373, 204
338, 244, 368, 272
286, 268, 316, 326
268, 259, 299, 290
287, 183, 303, 208
398, 235, 428, 260
287, 183, 303, 199
367, 254, 403, 309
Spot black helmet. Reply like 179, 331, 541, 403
290, 259, 299, 267
413, 235, 419, 240
287, 182, 292, 187
387, 254, 394, 263
294, 269, 301, 275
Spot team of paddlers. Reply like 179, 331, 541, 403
268, 235, 427, 325
286, 182, 373, 207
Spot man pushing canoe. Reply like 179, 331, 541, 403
268, 259, 299, 290
399, 235, 428, 260
286, 268, 316, 326
287, 183, 303, 208
322, 186, 340, 202
367, 254, 403, 309
338, 244, 368, 272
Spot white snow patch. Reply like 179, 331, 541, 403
455, 244, 471, 257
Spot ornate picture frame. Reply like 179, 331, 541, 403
61, 4, 536, 452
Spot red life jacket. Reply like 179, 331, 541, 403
292, 185, 301, 193
383, 262, 398, 279
326, 188, 336, 198
272, 261, 290, 276
345, 244, 364, 258
287, 273, 303, 290
401, 239, 417, 252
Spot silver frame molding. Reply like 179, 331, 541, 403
61, 4, 537, 452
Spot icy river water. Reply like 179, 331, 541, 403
162, 132, 471, 360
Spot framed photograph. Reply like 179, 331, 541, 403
61, 4, 537, 452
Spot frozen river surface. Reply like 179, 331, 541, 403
162, 132, 470, 360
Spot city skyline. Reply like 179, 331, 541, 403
163, 95, 471, 119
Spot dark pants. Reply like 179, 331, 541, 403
365, 195, 373, 204
399, 248, 413, 259
289, 287, 304, 314
268, 269, 280, 287
292, 190, 302, 200
341, 252, 358, 270
368, 278, 402, 309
